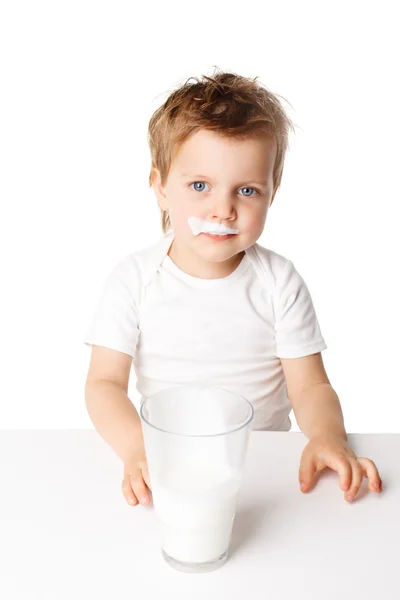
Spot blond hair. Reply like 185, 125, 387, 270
147, 67, 297, 234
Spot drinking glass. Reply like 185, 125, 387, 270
140, 385, 254, 573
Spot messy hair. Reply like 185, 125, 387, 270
147, 66, 297, 234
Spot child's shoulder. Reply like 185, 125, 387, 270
251, 240, 291, 268
247, 240, 292, 288
116, 232, 174, 285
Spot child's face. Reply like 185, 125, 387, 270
153, 128, 277, 273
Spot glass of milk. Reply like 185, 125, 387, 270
140, 385, 254, 573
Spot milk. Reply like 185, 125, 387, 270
152, 461, 241, 564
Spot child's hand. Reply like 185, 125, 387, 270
298, 433, 383, 502
122, 445, 152, 507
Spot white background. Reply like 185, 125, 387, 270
1, 1, 399, 432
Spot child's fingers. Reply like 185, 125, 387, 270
299, 455, 317, 491
121, 476, 139, 506
141, 463, 152, 491
130, 472, 151, 506
356, 457, 383, 492
344, 458, 364, 502
334, 455, 353, 492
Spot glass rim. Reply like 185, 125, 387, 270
139, 384, 254, 438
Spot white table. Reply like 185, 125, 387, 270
0, 431, 398, 599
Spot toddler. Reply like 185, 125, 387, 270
84, 69, 382, 508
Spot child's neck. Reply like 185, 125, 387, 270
167, 239, 245, 280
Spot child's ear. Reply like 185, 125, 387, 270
270, 184, 279, 207
151, 168, 169, 212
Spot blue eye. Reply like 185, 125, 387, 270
190, 181, 209, 192
189, 182, 259, 196
239, 187, 259, 197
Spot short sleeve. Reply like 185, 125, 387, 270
273, 259, 327, 359
84, 255, 141, 358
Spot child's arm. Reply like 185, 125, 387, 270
85, 345, 151, 507
281, 352, 382, 502
283, 355, 347, 441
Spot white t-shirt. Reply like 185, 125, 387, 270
84, 232, 327, 431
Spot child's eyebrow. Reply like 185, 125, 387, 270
180, 172, 268, 186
